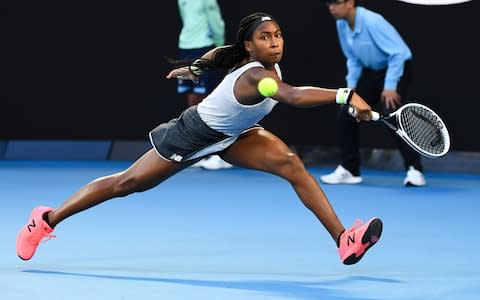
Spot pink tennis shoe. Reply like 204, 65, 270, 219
338, 217, 383, 265
16, 206, 55, 260
16, 207, 382, 264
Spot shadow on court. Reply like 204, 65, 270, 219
22, 269, 402, 300
3, 162, 480, 299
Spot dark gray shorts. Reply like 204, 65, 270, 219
149, 106, 260, 162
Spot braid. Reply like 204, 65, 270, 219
166, 12, 276, 72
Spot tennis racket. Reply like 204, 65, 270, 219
348, 103, 450, 158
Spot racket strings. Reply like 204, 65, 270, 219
399, 106, 446, 155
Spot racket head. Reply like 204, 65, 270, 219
395, 103, 450, 158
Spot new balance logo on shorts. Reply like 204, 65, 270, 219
169, 153, 183, 162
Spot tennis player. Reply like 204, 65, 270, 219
17, 12, 382, 265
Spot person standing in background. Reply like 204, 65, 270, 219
320, 0, 426, 187
176, 0, 231, 169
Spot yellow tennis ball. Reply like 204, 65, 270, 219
258, 77, 278, 97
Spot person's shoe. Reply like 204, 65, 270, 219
338, 217, 383, 265
190, 159, 206, 168
404, 166, 426, 187
200, 155, 233, 170
320, 165, 363, 184
16, 206, 55, 260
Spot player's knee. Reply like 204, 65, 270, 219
272, 152, 306, 181
112, 174, 144, 197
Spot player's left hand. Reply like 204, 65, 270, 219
166, 67, 199, 83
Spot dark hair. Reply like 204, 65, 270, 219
167, 12, 277, 72
325, 0, 358, 6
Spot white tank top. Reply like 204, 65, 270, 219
197, 61, 281, 136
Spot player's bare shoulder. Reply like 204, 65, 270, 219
235, 67, 269, 105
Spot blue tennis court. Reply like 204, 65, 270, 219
1, 160, 479, 299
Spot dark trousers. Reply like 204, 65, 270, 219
338, 61, 422, 175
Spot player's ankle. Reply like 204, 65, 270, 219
336, 229, 345, 247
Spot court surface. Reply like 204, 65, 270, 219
1, 160, 479, 300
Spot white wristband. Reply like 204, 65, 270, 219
336, 88, 353, 105
189, 59, 204, 76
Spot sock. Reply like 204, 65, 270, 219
336, 229, 345, 247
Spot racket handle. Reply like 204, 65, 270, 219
348, 106, 380, 121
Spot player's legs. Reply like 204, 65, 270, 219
17, 148, 189, 260
222, 129, 382, 264
221, 128, 345, 242
47, 149, 187, 227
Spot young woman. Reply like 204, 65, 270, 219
17, 12, 382, 265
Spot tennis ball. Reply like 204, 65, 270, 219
258, 77, 278, 97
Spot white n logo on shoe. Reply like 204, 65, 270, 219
27, 219, 36, 232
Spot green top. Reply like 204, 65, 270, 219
178, 0, 225, 49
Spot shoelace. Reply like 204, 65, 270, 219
332, 169, 348, 178
28, 225, 56, 244
41, 233, 56, 243
334, 167, 353, 179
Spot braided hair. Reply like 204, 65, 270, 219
167, 12, 277, 72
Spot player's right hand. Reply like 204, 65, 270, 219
349, 93, 372, 121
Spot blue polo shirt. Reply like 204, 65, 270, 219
336, 6, 412, 90
178, 0, 225, 49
